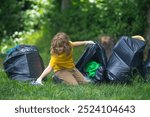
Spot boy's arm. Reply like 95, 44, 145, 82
70, 41, 95, 47
36, 65, 53, 84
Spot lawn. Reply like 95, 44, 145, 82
0, 69, 150, 100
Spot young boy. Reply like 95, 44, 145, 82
35, 32, 95, 85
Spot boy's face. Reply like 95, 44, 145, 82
55, 46, 64, 54
101, 36, 111, 45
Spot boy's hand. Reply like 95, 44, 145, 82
36, 79, 43, 84
31, 79, 43, 85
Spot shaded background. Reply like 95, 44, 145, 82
0, 0, 150, 65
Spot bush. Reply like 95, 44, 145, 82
46, 0, 150, 41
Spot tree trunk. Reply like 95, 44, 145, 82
146, 9, 150, 48
61, 0, 71, 11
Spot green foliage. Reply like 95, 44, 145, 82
0, 0, 49, 53
46, 0, 150, 41
1, 0, 150, 53
0, 0, 48, 39
0, 0, 23, 42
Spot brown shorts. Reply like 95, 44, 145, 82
54, 68, 87, 85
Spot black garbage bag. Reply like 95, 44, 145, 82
76, 43, 107, 83
107, 36, 146, 83
143, 49, 150, 80
3, 45, 44, 81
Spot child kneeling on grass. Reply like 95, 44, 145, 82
35, 32, 95, 85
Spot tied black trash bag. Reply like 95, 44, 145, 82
3, 45, 44, 81
143, 49, 150, 80
107, 36, 146, 83
76, 43, 107, 83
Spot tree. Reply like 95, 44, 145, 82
0, 0, 23, 43
61, 0, 71, 11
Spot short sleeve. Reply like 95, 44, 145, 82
49, 56, 55, 68
69, 41, 73, 47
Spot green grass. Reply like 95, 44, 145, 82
0, 69, 150, 100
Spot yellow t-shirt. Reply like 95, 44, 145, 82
49, 43, 75, 72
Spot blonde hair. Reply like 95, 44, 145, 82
50, 32, 72, 55
99, 35, 114, 59
99, 35, 114, 48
